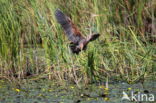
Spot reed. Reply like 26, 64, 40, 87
0, 0, 155, 85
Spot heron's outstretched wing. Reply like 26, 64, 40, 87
55, 9, 84, 43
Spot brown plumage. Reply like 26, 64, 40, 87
55, 9, 100, 54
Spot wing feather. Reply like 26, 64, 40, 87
55, 9, 84, 43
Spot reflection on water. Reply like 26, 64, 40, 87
0, 79, 155, 103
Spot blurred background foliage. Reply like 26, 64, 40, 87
0, 0, 155, 84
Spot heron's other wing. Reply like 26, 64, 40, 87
86, 33, 100, 42
55, 9, 84, 43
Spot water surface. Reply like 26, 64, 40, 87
0, 79, 155, 103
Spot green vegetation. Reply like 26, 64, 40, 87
0, 0, 155, 85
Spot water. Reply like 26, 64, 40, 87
0, 79, 155, 103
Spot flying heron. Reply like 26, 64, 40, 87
55, 9, 100, 54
